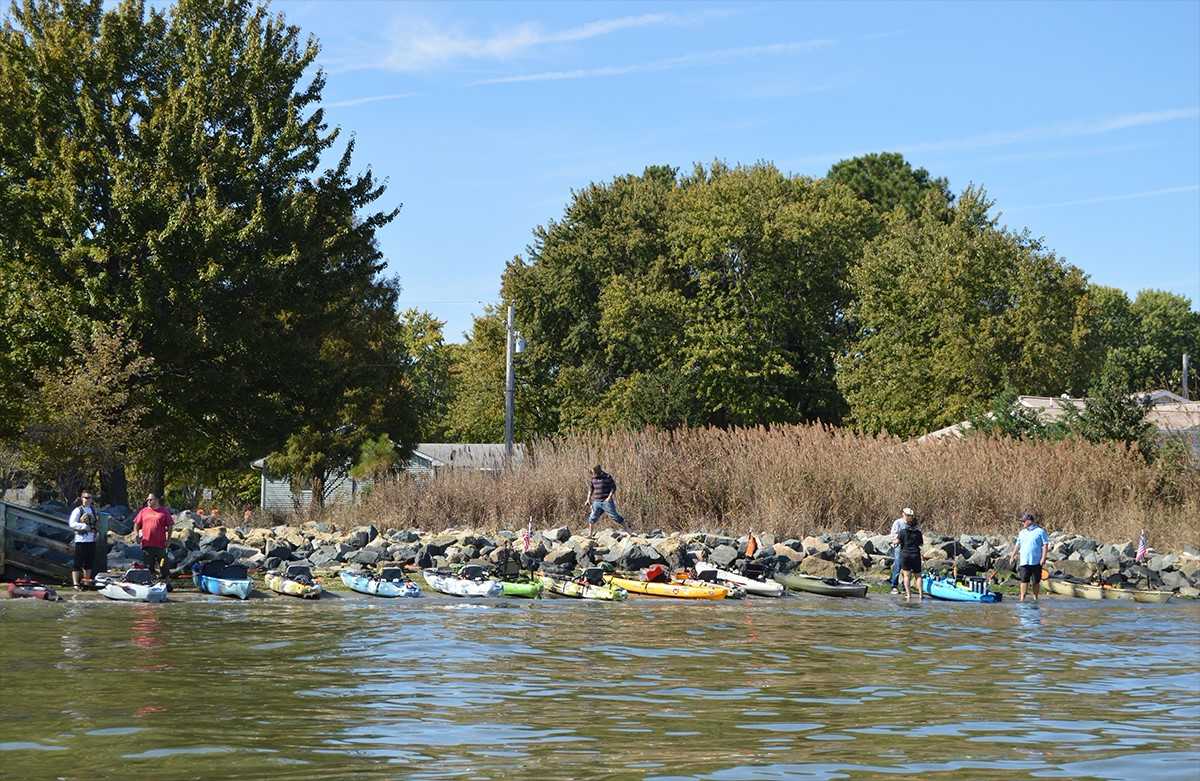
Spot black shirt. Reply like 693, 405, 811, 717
897, 527, 924, 553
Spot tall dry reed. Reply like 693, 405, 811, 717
324, 426, 1199, 548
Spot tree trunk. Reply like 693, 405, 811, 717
100, 463, 129, 508
310, 474, 326, 512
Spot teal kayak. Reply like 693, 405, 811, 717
923, 575, 1002, 603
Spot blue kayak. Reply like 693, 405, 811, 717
192, 562, 252, 600
341, 568, 422, 598
923, 575, 1002, 603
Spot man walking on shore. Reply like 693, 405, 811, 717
1010, 511, 1050, 602
585, 465, 626, 537
889, 507, 914, 595
133, 494, 174, 584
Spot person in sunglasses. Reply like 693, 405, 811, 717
67, 489, 99, 590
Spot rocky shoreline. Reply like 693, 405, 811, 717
94, 512, 1200, 598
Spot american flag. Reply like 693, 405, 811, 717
1136, 529, 1148, 562
522, 518, 533, 553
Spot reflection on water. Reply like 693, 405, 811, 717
1, 594, 1197, 780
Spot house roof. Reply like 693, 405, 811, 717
414, 443, 524, 470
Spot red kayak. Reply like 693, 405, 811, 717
5, 579, 62, 601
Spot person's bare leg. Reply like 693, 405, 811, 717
1032, 580, 1041, 601
1018, 579, 1027, 602
71, 570, 81, 589
903, 570, 910, 601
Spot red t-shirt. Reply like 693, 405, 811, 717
134, 507, 174, 549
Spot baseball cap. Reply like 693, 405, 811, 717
1020, 512, 1035, 522
902, 507, 914, 516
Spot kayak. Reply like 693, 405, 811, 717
423, 569, 502, 598
1102, 584, 1134, 600
694, 562, 783, 597
538, 574, 628, 601
923, 575, 1002, 603
606, 575, 726, 600
96, 570, 167, 603
774, 572, 868, 598
1131, 590, 1172, 604
1072, 583, 1104, 600
5, 580, 61, 601
500, 580, 543, 598
192, 562, 252, 600
340, 569, 421, 598
266, 565, 322, 599
674, 576, 744, 599
1045, 579, 1077, 597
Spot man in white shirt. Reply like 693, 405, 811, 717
67, 489, 99, 590
889, 507, 914, 594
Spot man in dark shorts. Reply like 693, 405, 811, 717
67, 489, 99, 590
1010, 511, 1050, 602
133, 494, 174, 583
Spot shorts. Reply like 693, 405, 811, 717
900, 552, 922, 573
1018, 565, 1042, 584
143, 546, 167, 572
73, 541, 96, 571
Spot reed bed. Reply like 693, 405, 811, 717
323, 426, 1200, 548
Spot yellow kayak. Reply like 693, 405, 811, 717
606, 575, 726, 600
264, 571, 322, 599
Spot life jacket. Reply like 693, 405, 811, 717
642, 564, 668, 583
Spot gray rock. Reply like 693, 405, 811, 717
1178, 585, 1200, 599
389, 544, 419, 564
653, 538, 688, 570
1053, 559, 1094, 580
865, 535, 894, 556
198, 529, 228, 552
225, 543, 259, 561
1147, 554, 1178, 572
543, 526, 571, 543
798, 558, 851, 580
710, 545, 739, 568
621, 545, 661, 571
422, 535, 458, 557
544, 545, 577, 569
705, 535, 737, 549
967, 543, 993, 569
309, 545, 340, 568
1161, 570, 1189, 591
352, 548, 382, 566
603, 539, 634, 565
265, 544, 293, 561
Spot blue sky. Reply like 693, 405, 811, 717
280, 0, 1199, 340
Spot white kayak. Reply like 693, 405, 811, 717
96, 571, 168, 602
695, 562, 784, 597
423, 568, 502, 597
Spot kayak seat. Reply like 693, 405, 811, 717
124, 568, 154, 585
460, 564, 488, 581
581, 567, 604, 586
740, 561, 767, 581
495, 557, 522, 580
378, 567, 405, 582
694, 568, 718, 583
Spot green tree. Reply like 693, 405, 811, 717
350, 433, 398, 483
840, 187, 1094, 436
1105, 290, 1200, 392
0, 0, 413, 494
1065, 366, 1155, 457
398, 309, 454, 441
501, 162, 875, 432
827, 152, 953, 219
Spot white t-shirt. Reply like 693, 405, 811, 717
889, 517, 908, 538
68, 506, 97, 543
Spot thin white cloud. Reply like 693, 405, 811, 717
790, 107, 1200, 167
1007, 184, 1199, 211
471, 39, 836, 86
355, 12, 713, 73
325, 92, 418, 109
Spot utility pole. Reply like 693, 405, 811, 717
1184, 353, 1191, 401
504, 303, 515, 457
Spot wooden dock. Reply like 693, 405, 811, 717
0, 500, 108, 582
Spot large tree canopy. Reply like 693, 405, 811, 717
499, 162, 876, 432
839, 188, 1094, 437
827, 152, 953, 219
0, 0, 416, 500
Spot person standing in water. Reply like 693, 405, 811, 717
888, 507, 914, 594
1010, 511, 1050, 602
896, 515, 925, 601
67, 489, 99, 590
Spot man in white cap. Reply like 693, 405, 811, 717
889, 507, 914, 594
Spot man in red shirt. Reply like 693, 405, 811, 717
133, 494, 174, 583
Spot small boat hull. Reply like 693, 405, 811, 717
694, 563, 784, 597
674, 577, 744, 599
1045, 579, 1077, 597
773, 573, 868, 598
1102, 585, 1134, 600
99, 582, 168, 602
1131, 590, 1172, 604
340, 571, 421, 597
265, 573, 322, 599
1072, 583, 1104, 600
538, 575, 627, 601
500, 580, 543, 598
422, 569, 503, 597
193, 574, 252, 600
606, 575, 726, 600
922, 575, 1002, 603
5, 581, 61, 601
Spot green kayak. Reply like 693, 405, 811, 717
774, 572, 868, 598
500, 580, 543, 598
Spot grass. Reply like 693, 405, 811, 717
315, 425, 1199, 550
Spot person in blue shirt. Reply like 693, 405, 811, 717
1009, 511, 1050, 602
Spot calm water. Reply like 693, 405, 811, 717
1, 591, 1198, 781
